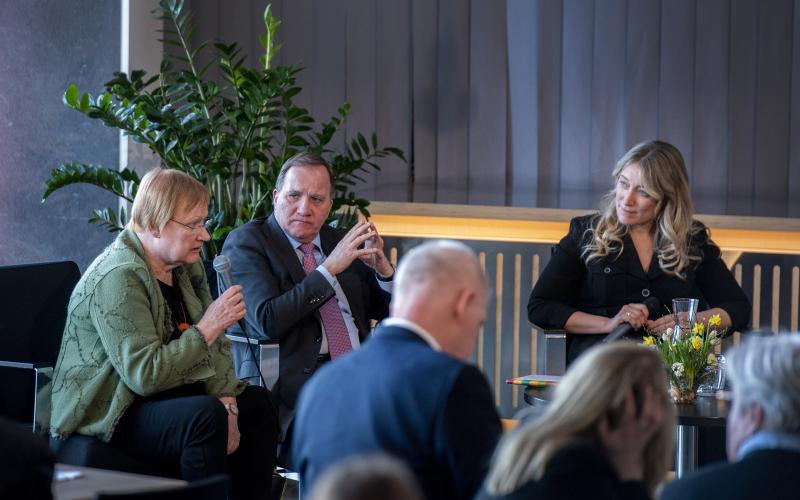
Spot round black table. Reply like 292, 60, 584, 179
522, 386, 729, 478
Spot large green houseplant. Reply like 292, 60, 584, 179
43, 0, 404, 258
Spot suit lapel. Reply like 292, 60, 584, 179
266, 215, 307, 284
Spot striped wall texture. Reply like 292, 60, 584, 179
186, 0, 800, 217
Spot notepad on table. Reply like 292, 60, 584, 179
505, 374, 562, 387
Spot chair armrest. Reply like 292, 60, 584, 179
0, 360, 51, 370
0, 360, 53, 433
530, 324, 566, 376
226, 335, 280, 390
225, 333, 280, 346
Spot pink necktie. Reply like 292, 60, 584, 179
299, 243, 353, 359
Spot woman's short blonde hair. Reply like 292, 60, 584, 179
584, 140, 703, 278
128, 168, 209, 232
484, 343, 675, 496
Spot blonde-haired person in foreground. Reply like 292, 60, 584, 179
661, 334, 800, 500
477, 343, 675, 500
309, 454, 423, 500
528, 140, 750, 365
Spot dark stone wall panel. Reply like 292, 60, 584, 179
0, 1, 120, 270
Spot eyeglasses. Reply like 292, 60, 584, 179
170, 218, 213, 233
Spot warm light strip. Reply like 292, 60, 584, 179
367, 202, 800, 255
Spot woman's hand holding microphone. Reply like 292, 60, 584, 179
196, 285, 246, 346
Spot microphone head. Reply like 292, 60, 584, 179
212, 254, 231, 273
644, 296, 662, 317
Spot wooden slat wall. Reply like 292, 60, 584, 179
385, 238, 800, 417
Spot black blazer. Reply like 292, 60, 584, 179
528, 214, 751, 361
475, 440, 650, 500
291, 325, 502, 500
221, 215, 391, 432
660, 448, 800, 500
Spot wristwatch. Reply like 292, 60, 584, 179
223, 402, 239, 416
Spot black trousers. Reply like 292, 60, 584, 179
111, 385, 279, 499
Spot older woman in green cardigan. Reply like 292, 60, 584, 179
50, 168, 278, 499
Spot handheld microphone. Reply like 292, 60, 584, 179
212, 254, 268, 389
604, 296, 661, 343
212, 255, 248, 333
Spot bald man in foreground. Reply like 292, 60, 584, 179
291, 240, 502, 499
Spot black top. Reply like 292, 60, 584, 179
158, 277, 190, 342
661, 448, 800, 500
146, 277, 204, 401
528, 214, 751, 362
475, 440, 650, 500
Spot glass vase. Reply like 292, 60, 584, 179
670, 382, 698, 403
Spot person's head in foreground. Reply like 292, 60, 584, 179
391, 239, 488, 360
725, 334, 800, 460
483, 343, 675, 497
309, 453, 423, 500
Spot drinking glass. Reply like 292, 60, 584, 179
672, 297, 699, 340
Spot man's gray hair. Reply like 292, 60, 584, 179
728, 334, 800, 433
394, 240, 482, 296
275, 152, 335, 193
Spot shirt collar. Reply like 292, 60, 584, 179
737, 431, 800, 460
282, 228, 322, 253
381, 317, 442, 352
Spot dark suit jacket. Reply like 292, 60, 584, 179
528, 214, 751, 362
291, 324, 502, 500
661, 448, 800, 500
475, 440, 649, 500
221, 215, 391, 432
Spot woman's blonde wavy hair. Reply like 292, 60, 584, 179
484, 343, 675, 496
583, 140, 702, 278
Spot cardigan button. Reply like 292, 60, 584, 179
603, 267, 611, 274
641, 288, 651, 297
303, 367, 312, 374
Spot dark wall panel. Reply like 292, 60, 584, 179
192, 0, 800, 217
506, 0, 538, 207
0, 1, 120, 270
375, 0, 412, 201
753, 0, 793, 216
693, 0, 730, 215
346, 0, 378, 198
727, 0, 758, 216
624, 0, 661, 149
535, 0, 563, 209
658, 0, 695, 178
410, 0, 439, 203
559, 0, 591, 209
436, 0, 471, 203
590, 0, 627, 196
467, 0, 508, 206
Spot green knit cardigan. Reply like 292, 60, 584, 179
50, 229, 246, 442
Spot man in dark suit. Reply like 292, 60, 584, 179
221, 152, 393, 446
662, 334, 800, 500
292, 240, 502, 500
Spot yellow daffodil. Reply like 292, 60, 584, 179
643, 336, 656, 346
691, 336, 702, 350
692, 322, 705, 335
709, 314, 722, 327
